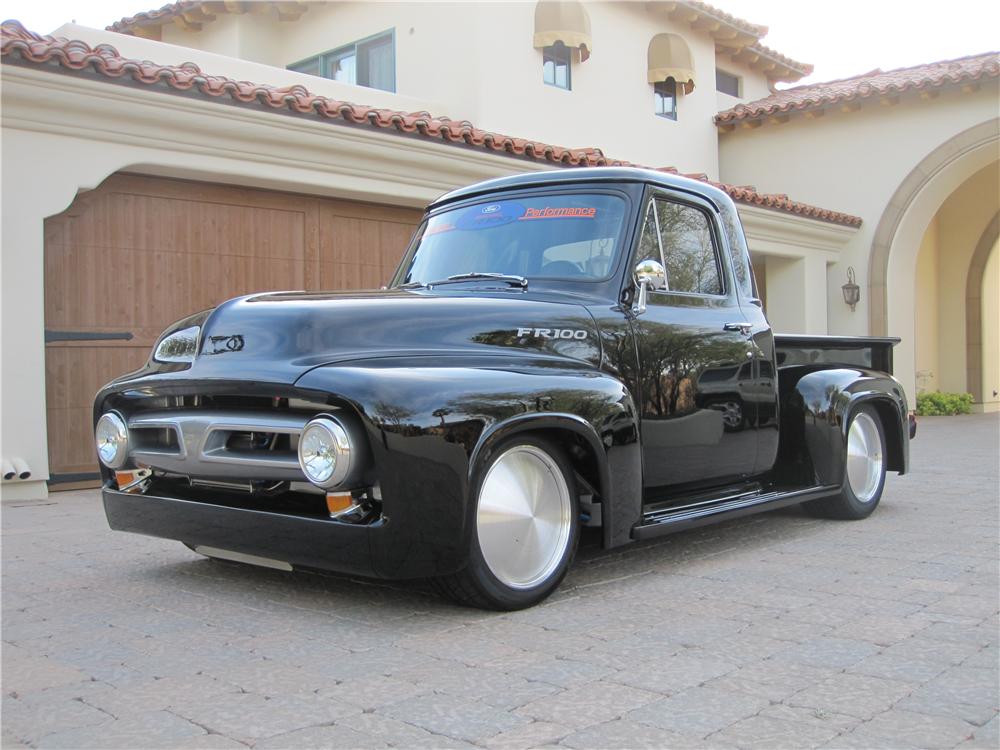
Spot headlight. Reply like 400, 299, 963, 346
298, 417, 354, 489
95, 412, 129, 469
153, 326, 201, 364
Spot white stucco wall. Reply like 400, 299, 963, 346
719, 85, 1000, 402
153, 1, 775, 178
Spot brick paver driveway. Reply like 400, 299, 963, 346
3, 414, 998, 749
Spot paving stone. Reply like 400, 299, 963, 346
254, 724, 390, 749
558, 718, 701, 749
818, 729, 922, 748
501, 654, 617, 688
626, 685, 771, 736
786, 672, 914, 720
610, 652, 739, 695
516, 681, 660, 729
771, 636, 881, 669
168, 692, 363, 744
341, 714, 476, 748
860, 708, 978, 749
1, 696, 112, 746
704, 660, 837, 703
316, 675, 432, 711
482, 720, 572, 748
35, 709, 206, 749
379, 694, 529, 743
709, 713, 841, 748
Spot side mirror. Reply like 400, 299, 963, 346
633, 259, 666, 315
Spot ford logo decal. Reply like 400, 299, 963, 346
482, 204, 501, 214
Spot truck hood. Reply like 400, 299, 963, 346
186, 289, 603, 384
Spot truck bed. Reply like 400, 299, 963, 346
774, 334, 900, 374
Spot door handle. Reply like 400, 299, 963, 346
724, 322, 753, 336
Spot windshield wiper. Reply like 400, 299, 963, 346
431, 273, 528, 289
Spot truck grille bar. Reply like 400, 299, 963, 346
127, 410, 315, 481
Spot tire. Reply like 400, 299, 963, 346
803, 404, 887, 520
433, 435, 580, 610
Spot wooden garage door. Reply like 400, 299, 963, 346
44, 174, 421, 485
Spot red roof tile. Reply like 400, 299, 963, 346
675, 1, 767, 38
1, 21, 861, 227
716, 51, 1000, 125
108, 0, 199, 33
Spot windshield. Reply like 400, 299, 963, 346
394, 193, 627, 287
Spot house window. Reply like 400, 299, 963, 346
543, 41, 571, 89
716, 70, 741, 97
654, 79, 677, 120
288, 31, 395, 92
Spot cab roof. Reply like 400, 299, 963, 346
431, 167, 734, 212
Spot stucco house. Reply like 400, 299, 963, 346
1, 0, 997, 500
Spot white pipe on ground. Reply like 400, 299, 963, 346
10, 458, 31, 480
2, 459, 15, 481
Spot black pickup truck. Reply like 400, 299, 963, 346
95, 168, 911, 610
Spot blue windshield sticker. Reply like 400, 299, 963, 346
455, 202, 526, 230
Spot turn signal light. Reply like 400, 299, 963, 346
115, 469, 149, 493
326, 492, 353, 516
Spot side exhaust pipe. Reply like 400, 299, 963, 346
2, 459, 15, 481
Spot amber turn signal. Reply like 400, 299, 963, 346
326, 492, 354, 516
115, 470, 146, 493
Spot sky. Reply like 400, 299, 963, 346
1, 0, 997, 88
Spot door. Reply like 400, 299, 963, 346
44, 173, 421, 486
630, 192, 758, 499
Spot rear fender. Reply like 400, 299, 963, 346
775, 366, 909, 487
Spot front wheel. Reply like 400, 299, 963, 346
433, 436, 579, 610
803, 404, 886, 520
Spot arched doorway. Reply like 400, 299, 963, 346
869, 119, 1000, 406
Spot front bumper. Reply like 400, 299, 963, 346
103, 487, 378, 578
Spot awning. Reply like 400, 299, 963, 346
533, 1, 592, 62
648, 33, 696, 93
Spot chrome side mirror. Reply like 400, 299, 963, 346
633, 259, 666, 315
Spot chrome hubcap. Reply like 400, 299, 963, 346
846, 412, 883, 503
476, 445, 573, 590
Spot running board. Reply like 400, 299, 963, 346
632, 485, 839, 540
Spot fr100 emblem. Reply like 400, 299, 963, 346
516, 327, 588, 340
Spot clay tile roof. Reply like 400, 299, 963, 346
676, 0, 767, 37
716, 51, 1000, 125
745, 42, 813, 78
1, 21, 860, 227
108, 1, 198, 33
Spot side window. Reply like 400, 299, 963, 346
635, 201, 663, 266
653, 200, 723, 295
719, 204, 755, 298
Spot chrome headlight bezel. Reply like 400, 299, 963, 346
95, 412, 129, 469
153, 325, 201, 364
297, 416, 354, 489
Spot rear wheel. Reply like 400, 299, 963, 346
433, 436, 579, 610
803, 404, 886, 520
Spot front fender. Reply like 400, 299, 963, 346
776, 365, 909, 487
294, 357, 641, 576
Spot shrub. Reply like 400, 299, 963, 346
916, 391, 974, 416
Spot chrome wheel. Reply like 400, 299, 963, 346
476, 444, 574, 590
720, 401, 742, 429
846, 411, 884, 503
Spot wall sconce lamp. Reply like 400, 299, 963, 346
842, 266, 860, 312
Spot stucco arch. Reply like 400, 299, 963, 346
867, 119, 999, 403
966, 213, 1000, 399
869, 118, 1000, 337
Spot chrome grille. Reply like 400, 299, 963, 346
127, 410, 315, 481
